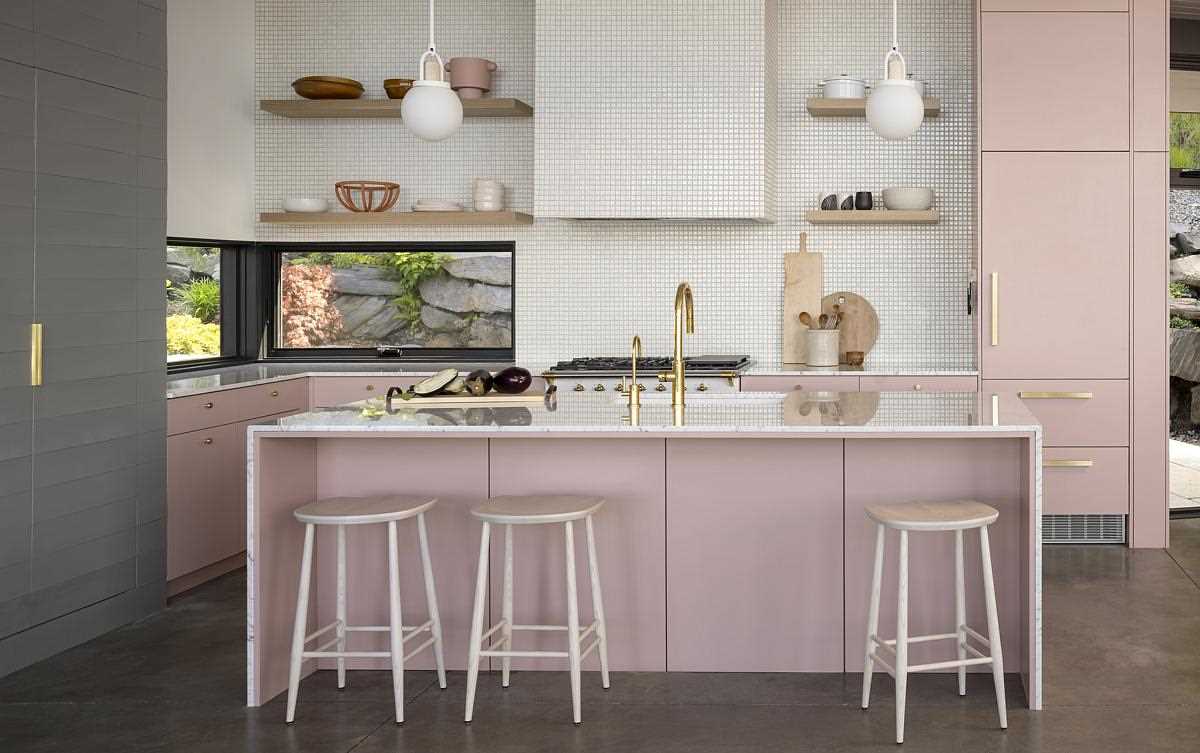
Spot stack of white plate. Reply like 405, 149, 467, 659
412, 199, 463, 212
472, 178, 504, 212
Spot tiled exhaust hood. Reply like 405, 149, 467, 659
534, 0, 778, 222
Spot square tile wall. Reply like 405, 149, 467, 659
256, 0, 976, 370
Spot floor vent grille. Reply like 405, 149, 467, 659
1042, 514, 1126, 544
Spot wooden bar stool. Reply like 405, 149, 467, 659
860, 500, 1007, 744
285, 496, 447, 724
464, 495, 610, 724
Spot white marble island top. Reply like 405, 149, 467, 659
246, 390, 1040, 439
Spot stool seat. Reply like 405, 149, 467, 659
293, 495, 436, 525
865, 500, 998, 531
471, 495, 604, 525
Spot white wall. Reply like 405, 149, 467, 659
168, 0, 255, 240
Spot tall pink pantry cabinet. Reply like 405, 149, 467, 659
977, 0, 1169, 547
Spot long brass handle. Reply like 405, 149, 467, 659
990, 272, 998, 346
1019, 391, 1093, 400
30, 323, 42, 387
1044, 459, 1094, 468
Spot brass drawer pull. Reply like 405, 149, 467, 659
1018, 391, 1093, 400
990, 272, 999, 347
203, 437, 214, 445
204, 401, 214, 409
30, 323, 42, 386
271, 390, 280, 397
1044, 459, 1093, 468
365, 384, 375, 391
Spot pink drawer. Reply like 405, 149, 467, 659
859, 376, 978, 393
1042, 447, 1129, 515
168, 378, 308, 435
980, 379, 1128, 447
740, 375, 860, 392
310, 376, 419, 408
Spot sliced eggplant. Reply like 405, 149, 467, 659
493, 366, 533, 395
443, 376, 467, 394
464, 369, 494, 397
413, 368, 458, 396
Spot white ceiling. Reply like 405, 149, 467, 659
1174, 0, 1200, 20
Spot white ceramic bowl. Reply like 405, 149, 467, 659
283, 197, 330, 213
881, 187, 934, 211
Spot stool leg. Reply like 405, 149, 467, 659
979, 524, 1008, 730
501, 523, 514, 688
416, 512, 447, 690
336, 524, 347, 690
285, 523, 315, 724
861, 523, 885, 710
585, 515, 610, 690
895, 529, 909, 745
955, 528, 966, 697
464, 521, 491, 723
386, 520, 405, 724
564, 520, 582, 724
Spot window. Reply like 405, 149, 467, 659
166, 244, 224, 363
268, 243, 514, 360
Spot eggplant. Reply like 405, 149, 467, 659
464, 369, 494, 397
413, 368, 458, 396
492, 366, 532, 395
443, 376, 467, 394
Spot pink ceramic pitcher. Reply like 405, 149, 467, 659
445, 57, 497, 99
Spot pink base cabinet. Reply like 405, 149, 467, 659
247, 431, 1040, 710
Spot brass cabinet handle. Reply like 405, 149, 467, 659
990, 272, 999, 346
365, 384, 375, 391
271, 389, 279, 397
1044, 459, 1093, 468
204, 401, 214, 409
1018, 391, 1093, 400
30, 323, 42, 387
203, 437, 214, 445
913, 383, 923, 391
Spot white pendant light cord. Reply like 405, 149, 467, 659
883, 0, 906, 80
891, 0, 898, 53
427, 0, 436, 55
417, 0, 446, 81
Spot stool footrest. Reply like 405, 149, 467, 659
480, 649, 569, 658
303, 650, 390, 659
908, 656, 994, 673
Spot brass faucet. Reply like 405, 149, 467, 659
658, 282, 694, 407
629, 335, 643, 408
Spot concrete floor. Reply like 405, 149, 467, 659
3, 521, 1200, 752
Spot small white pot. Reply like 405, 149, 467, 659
806, 329, 841, 367
819, 75, 867, 99
283, 197, 329, 213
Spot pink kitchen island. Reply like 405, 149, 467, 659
245, 390, 1043, 710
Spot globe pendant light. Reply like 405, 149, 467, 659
401, 0, 463, 141
866, 0, 924, 141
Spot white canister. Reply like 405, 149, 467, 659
819, 75, 867, 99
805, 329, 841, 367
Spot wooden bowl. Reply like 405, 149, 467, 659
335, 181, 401, 212
292, 76, 364, 100
384, 78, 414, 99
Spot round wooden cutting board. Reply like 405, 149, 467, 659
821, 291, 879, 363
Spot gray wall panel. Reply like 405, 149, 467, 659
0, 559, 135, 639
33, 498, 137, 557
36, 69, 139, 122
34, 467, 137, 522
0, 23, 34, 66
33, 374, 138, 420
0, 490, 31, 568
0, 3, 33, 31
34, 0, 139, 61
33, 436, 138, 490
0, 587, 141, 676
34, 406, 141, 454
31, 530, 135, 591
0, 167, 34, 207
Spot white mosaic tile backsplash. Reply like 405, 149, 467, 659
256, 0, 976, 370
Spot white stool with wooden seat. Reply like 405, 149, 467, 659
860, 500, 1007, 744
285, 496, 447, 724
464, 495, 610, 725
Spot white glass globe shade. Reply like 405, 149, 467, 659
401, 81, 463, 141
866, 80, 924, 140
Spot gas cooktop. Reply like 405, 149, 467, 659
548, 355, 753, 375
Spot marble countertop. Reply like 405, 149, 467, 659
741, 364, 978, 377
245, 390, 1039, 438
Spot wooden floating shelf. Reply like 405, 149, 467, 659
259, 98, 533, 119
803, 210, 940, 225
259, 211, 534, 226
805, 97, 941, 118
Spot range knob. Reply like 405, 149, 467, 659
615, 383, 625, 393
697, 383, 709, 392
573, 384, 585, 392
656, 384, 667, 392
594, 384, 606, 392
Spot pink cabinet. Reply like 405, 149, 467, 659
980, 379, 1129, 446
981, 0, 1127, 8
167, 422, 245, 581
859, 376, 979, 392
1132, 0, 1168, 151
168, 378, 307, 435
980, 12, 1129, 151
981, 152, 1130, 379
665, 439, 844, 671
740, 375, 860, 392
1043, 447, 1130, 514
309, 376, 404, 407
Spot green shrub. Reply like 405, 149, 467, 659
1171, 315, 1198, 330
1170, 280, 1192, 299
167, 314, 220, 355
180, 279, 221, 324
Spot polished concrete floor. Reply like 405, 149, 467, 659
3, 520, 1200, 752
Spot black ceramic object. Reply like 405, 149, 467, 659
855, 191, 873, 210
840, 195, 855, 211
820, 193, 839, 210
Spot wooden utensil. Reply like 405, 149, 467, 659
799, 311, 814, 328
821, 292, 879, 363
783, 233, 824, 364
292, 76, 364, 99
818, 313, 829, 329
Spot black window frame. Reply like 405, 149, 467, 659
166, 237, 262, 374
262, 241, 516, 363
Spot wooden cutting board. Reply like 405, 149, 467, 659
360, 392, 545, 407
821, 291, 879, 363
782, 233, 824, 364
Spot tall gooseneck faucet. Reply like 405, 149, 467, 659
670, 282, 694, 407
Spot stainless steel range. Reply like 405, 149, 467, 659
542, 355, 752, 395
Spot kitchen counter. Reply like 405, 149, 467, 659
165, 362, 514, 398
246, 390, 1041, 713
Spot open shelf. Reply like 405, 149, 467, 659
259, 211, 534, 226
259, 98, 533, 119
803, 210, 940, 225
806, 97, 941, 118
